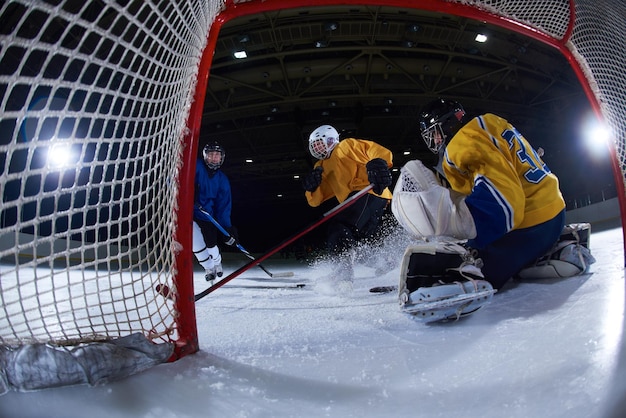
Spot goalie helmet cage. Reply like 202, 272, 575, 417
0, 0, 625, 381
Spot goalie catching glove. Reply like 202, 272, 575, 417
398, 241, 496, 322
391, 160, 476, 240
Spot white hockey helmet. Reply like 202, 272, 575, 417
308, 125, 339, 160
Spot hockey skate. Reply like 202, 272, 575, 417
205, 267, 217, 284
398, 241, 495, 322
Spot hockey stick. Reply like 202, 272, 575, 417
155, 283, 305, 300
193, 184, 375, 302
196, 206, 294, 278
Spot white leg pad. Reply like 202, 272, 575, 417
398, 240, 495, 322
517, 223, 596, 280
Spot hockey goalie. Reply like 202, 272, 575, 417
391, 98, 594, 322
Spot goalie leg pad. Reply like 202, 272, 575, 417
517, 259, 582, 280
517, 223, 596, 280
398, 241, 496, 322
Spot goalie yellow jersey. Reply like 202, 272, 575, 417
306, 138, 393, 207
443, 113, 565, 248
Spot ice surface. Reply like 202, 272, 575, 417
1, 226, 625, 418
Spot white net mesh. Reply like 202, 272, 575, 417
0, 1, 221, 348
457, 0, 572, 39
459, 1, 626, 198
567, 1, 626, 191
0, 0, 624, 359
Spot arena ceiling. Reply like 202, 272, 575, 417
199, 5, 602, 249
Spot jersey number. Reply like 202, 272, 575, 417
502, 128, 550, 184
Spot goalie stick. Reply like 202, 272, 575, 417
191, 184, 375, 302
196, 206, 293, 279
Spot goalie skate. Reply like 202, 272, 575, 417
398, 241, 496, 322
402, 280, 495, 321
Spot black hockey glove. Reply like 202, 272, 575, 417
366, 158, 392, 195
302, 166, 323, 192
224, 225, 239, 246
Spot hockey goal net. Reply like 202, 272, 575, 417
1, 0, 624, 391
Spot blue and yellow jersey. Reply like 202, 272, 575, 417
306, 138, 393, 207
443, 113, 565, 248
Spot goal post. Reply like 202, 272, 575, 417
1, 0, 625, 392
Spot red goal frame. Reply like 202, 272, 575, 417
174, 0, 625, 358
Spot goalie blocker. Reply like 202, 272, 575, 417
398, 241, 496, 322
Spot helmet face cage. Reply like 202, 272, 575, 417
419, 99, 465, 154
203, 142, 225, 170
420, 121, 447, 154
308, 125, 339, 160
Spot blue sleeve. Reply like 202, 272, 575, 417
465, 175, 514, 249
214, 172, 232, 228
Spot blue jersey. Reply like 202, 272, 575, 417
194, 158, 232, 228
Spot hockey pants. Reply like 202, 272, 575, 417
470, 209, 565, 290
326, 193, 388, 255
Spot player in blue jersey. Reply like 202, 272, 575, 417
192, 141, 237, 283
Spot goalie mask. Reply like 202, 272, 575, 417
308, 125, 339, 160
203, 141, 225, 171
419, 98, 465, 153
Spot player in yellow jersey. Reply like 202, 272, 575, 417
302, 125, 393, 279
390, 98, 567, 321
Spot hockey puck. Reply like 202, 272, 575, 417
155, 284, 172, 299
369, 285, 397, 294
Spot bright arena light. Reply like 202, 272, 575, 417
47, 143, 75, 168
581, 113, 612, 159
